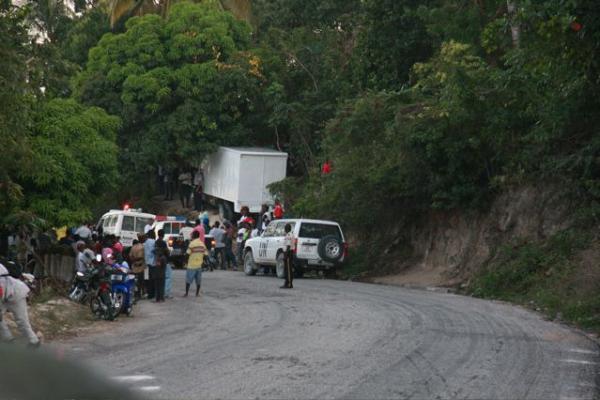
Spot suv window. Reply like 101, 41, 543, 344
122, 216, 135, 231
274, 221, 295, 237
107, 215, 118, 228
135, 217, 153, 234
299, 223, 342, 240
262, 223, 276, 237
161, 223, 172, 235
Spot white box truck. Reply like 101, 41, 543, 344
201, 147, 288, 219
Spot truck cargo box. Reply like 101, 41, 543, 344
202, 147, 288, 216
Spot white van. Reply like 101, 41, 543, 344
97, 209, 156, 247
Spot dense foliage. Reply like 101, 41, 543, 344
0, 2, 119, 227
2, 0, 600, 248
270, 0, 600, 235
74, 2, 266, 184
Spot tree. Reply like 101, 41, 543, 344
353, 0, 434, 90
0, 6, 33, 213
20, 99, 120, 225
109, 0, 252, 28
252, 0, 363, 174
62, 5, 111, 67
74, 1, 265, 188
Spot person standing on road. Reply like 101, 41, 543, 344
236, 221, 249, 266
193, 169, 204, 211
237, 206, 250, 226
208, 221, 226, 270
164, 261, 173, 299
164, 167, 173, 201
259, 204, 271, 233
0, 263, 40, 347
280, 223, 294, 289
143, 231, 156, 300
185, 231, 206, 297
178, 170, 193, 209
193, 219, 205, 242
223, 222, 238, 270
193, 184, 204, 212
129, 238, 146, 300
154, 230, 169, 303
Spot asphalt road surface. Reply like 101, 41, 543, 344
54, 270, 599, 399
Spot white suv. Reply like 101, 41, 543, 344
243, 219, 347, 278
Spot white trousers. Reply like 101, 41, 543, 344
0, 297, 39, 345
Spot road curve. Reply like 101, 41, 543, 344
55, 270, 599, 399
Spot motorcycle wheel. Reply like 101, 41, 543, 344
124, 302, 133, 316
113, 292, 125, 317
99, 292, 115, 321
69, 287, 81, 301
90, 296, 102, 318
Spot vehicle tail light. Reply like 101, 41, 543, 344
168, 238, 174, 247
343, 242, 349, 258
211, 239, 216, 247
100, 282, 110, 292
292, 238, 298, 253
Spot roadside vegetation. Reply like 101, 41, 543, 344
1, 1, 600, 329
469, 229, 600, 331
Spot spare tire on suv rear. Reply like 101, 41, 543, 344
318, 235, 343, 263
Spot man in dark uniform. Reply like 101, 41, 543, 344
280, 223, 294, 289
154, 229, 169, 302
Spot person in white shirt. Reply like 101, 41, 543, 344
280, 223, 294, 289
77, 249, 95, 274
144, 223, 154, 234
180, 222, 194, 242
236, 222, 248, 266
208, 221, 226, 269
75, 224, 92, 240
0, 264, 40, 347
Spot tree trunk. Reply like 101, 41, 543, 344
506, 0, 520, 48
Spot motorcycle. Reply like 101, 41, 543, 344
202, 235, 218, 271
110, 263, 136, 317
68, 270, 91, 303
89, 255, 117, 321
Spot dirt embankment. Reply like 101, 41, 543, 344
372, 185, 582, 287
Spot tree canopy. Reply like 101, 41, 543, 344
75, 1, 264, 183
2, 0, 600, 235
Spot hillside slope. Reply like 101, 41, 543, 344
369, 185, 600, 330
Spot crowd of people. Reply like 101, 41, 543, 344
0, 201, 288, 346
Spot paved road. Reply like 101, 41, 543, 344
55, 270, 599, 399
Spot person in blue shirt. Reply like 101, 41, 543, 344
143, 231, 156, 300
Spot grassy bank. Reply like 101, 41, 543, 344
467, 229, 600, 331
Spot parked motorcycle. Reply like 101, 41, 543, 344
110, 263, 136, 317
89, 256, 117, 321
68, 249, 96, 303
169, 234, 187, 268
68, 270, 91, 303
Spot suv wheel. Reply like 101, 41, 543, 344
318, 235, 344, 263
244, 251, 257, 276
275, 252, 286, 279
